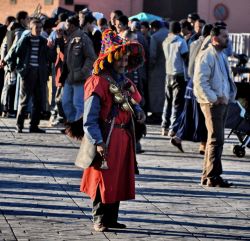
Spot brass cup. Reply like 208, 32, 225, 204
114, 93, 125, 103
109, 84, 119, 94
100, 159, 109, 170
122, 101, 134, 114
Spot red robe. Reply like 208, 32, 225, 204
80, 73, 141, 204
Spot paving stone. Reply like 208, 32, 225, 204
0, 118, 250, 240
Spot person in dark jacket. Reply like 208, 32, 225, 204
5, 18, 54, 133
61, 15, 96, 123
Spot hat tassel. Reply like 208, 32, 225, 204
108, 52, 113, 63
114, 51, 120, 60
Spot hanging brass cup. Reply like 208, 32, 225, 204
109, 83, 135, 114
100, 156, 109, 170
122, 101, 134, 114
109, 84, 125, 104
109, 84, 119, 94
114, 93, 125, 103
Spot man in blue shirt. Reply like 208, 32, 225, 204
161, 21, 188, 138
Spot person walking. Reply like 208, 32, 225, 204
76, 29, 145, 232
161, 21, 188, 137
193, 26, 237, 187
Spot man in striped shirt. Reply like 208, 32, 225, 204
6, 18, 53, 133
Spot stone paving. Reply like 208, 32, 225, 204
0, 117, 249, 241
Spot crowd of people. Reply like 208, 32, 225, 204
0, 7, 239, 231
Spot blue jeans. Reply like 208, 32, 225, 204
62, 83, 84, 122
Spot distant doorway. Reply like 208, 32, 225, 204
143, 0, 197, 21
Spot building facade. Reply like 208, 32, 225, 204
198, 0, 250, 33
0, 0, 249, 33
0, 0, 143, 24
0, 0, 59, 23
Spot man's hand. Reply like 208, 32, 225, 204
47, 39, 55, 48
0, 60, 6, 69
96, 142, 107, 157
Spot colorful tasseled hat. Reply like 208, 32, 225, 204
93, 29, 145, 74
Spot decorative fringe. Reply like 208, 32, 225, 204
94, 64, 99, 74
107, 52, 113, 63
100, 60, 104, 70
114, 50, 120, 60
65, 117, 84, 140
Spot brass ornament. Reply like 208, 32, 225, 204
109, 84, 119, 94
108, 80, 136, 115
113, 93, 125, 103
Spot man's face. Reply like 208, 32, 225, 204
87, 22, 95, 32
115, 20, 127, 34
181, 27, 190, 36
79, 13, 85, 27
110, 12, 117, 26
31, 22, 42, 36
113, 55, 129, 73
194, 21, 204, 34
141, 25, 148, 35
214, 29, 229, 49
65, 21, 75, 34
97, 20, 107, 32
187, 17, 195, 26
21, 15, 30, 28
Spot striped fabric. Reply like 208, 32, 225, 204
29, 37, 40, 67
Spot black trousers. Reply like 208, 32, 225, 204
92, 187, 120, 225
17, 67, 43, 129
161, 74, 186, 130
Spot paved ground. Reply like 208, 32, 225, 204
0, 117, 249, 241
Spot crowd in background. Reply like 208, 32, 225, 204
0, 8, 238, 149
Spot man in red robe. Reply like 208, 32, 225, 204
79, 29, 145, 232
